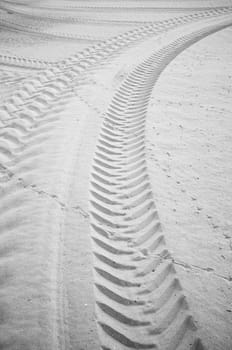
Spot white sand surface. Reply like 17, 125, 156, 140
147, 27, 232, 349
0, 1, 231, 349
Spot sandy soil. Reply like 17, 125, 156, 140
0, 1, 231, 350
147, 27, 232, 349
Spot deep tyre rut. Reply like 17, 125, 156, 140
0, 5, 231, 349
89, 16, 232, 350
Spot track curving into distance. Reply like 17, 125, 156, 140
89, 16, 232, 350
0, 8, 231, 71
0, 3, 231, 349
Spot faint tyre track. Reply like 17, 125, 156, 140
0, 7, 230, 70
89, 16, 232, 350
1, 2, 231, 27
0, 17, 104, 42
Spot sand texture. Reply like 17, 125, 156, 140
0, 1, 231, 349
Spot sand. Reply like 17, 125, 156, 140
0, 1, 231, 349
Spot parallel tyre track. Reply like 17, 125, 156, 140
0, 8, 230, 71
89, 17, 232, 350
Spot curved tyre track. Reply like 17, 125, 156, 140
90, 17, 232, 350
0, 8, 230, 171
0, 6, 231, 350
0, 8, 230, 71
